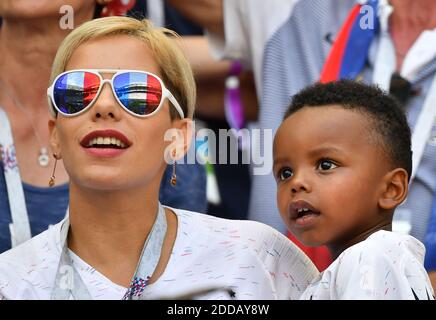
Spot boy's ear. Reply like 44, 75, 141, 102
378, 168, 409, 210
48, 119, 62, 159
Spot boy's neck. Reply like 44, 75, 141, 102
327, 221, 392, 260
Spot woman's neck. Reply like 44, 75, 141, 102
67, 183, 163, 286
389, 0, 436, 69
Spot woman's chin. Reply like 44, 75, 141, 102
73, 172, 134, 191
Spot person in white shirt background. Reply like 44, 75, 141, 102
0, 16, 318, 300
273, 80, 434, 299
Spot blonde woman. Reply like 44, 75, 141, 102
0, 0, 207, 256
0, 17, 317, 300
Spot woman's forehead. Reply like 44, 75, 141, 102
65, 35, 160, 75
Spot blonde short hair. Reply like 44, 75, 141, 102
50, 16, 196, 119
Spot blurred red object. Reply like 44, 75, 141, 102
287, 232, 332, 272
101, 0, 136, 17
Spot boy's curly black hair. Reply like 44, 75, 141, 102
284, 80, 412, 180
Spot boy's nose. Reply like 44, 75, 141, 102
290, 172, 311, 193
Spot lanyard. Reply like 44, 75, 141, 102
51, 203, 167, 300
320, 0, 379, 83
0, 108, 32, 247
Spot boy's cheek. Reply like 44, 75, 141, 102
277, 188, 289, 218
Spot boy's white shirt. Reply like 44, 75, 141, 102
300, 230, 435, 300
0, 208, 318, 300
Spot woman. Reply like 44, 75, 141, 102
0, 0, 206, 254
0, 17, 317, 300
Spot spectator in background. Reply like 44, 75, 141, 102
424, 198, 436, 290
169, 0, 436, 275
0, 0, 206, 254
131, 0, 258, 220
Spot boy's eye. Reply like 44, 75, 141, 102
317, 159, 338, 171
278, 168, 293, 181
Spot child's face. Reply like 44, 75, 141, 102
273, 105, 391, 248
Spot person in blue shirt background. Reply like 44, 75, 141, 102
424, 195, 436, 289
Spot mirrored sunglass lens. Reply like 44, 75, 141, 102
113, 72, 162, 115
53, 71, 100, 114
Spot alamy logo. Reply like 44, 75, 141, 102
59, 5, 74, 30
163, 122, 273, 176
359, 4, 375, 30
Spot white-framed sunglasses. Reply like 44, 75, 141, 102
47, 69, 185, 118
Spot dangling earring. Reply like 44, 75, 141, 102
170, 150, 177, 186
48, 154, 59, 187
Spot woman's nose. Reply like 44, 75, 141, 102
91, 81, 121, 121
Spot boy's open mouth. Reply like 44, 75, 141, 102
289, 200, 320, 221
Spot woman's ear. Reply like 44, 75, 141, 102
378, 168, 409, 210
167, 118, 193, 161
48, 119, 62, 159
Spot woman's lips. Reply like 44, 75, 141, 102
80, 129, 132, 158
80, 129, 132, 148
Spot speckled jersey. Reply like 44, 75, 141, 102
0, 207, 318, 300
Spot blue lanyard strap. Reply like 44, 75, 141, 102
51, 203, 167, 300
0, 108, 32, 247
320, 0, 379, 82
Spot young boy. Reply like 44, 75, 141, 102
273, 80, 434, 299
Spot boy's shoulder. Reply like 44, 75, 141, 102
173, 207, 292, 248
301, 230, 434, 299
173, 207, 311, 260
333, 231, 432, 299
171, 208, 320, 299
339, 230, 426, 266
